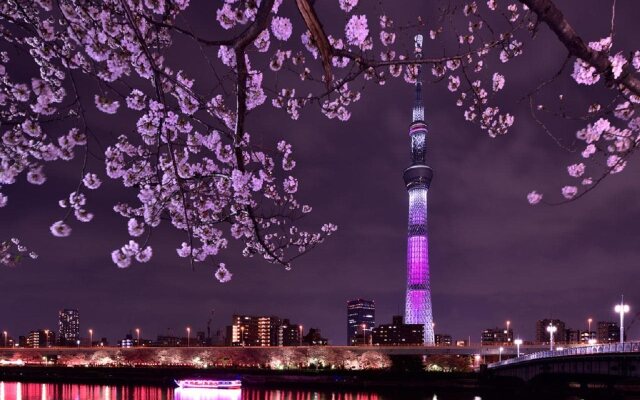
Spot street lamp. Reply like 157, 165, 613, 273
498, 346, 504, 362
506, 320, 511, 343
76, 340, 80, 348
588, 318, 593, 334
135, 328, 140, 346
614, 296, 630, 344
89, 329, 93, 347
186, 327, 191, 347
2, 331, 7, 348
44, 329, 49, 347
361, 324, 373, 346
514, 338, 523, 357
240, 326, 245, 346
546, 324, 557, 351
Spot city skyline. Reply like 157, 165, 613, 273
1, 0, 640, 347
0, 301, 635, 347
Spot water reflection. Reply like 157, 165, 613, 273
175, 388, 241, 400
0, 382, 172, 400
0, 382, 502, 400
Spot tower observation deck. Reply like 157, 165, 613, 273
403, 34, 435, 345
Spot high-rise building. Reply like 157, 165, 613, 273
597, 321, 621, 343
347, 299, 375, 345
481, 328, 514, 345
403, 34, 435, 345
229, 315, 302, 346
26, 330, 54, 348
280, 319, 303, 346
257, 316, 282, 346
535, 319, 566, 344
371, 315, 424, 346
230, 315, 260, 346
58, 309, 80, 346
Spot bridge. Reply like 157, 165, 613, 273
487, 342, 640, 382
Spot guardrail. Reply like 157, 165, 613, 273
488, 341, 640, 368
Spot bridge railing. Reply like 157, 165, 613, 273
488, 341, 640, 368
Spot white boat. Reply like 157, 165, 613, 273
175, 379, 242, 390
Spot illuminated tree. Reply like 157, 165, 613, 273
1, 0, 637, 274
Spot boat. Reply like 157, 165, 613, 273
175, 379, 242, 389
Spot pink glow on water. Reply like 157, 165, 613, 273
174, 388, 241, 400
0, 382, 381, 400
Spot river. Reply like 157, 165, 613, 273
0, 381, 630, 400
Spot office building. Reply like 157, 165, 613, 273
597, 321, 621, 343
347, 299, 375, 345
481, 327, 514, 345
435, 333, 452, 346
26, 330, 54, 348
371, 315, 424, 346
58, 309, 80, 346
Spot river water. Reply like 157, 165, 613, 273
0, 381, 629, 400
0, 382, 488, 400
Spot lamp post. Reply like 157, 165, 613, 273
240, 326, 245, 346
546, 324, 557, 351
186, 327, 191, 347
3, 331, 7, 348
615, 296, 630, 344
506, 320, 511, 344
361, 324, 373, 346
135, 328, 140, 346
514, 338, 523, 357
44, 329, 49, 347
89, 329, 93, 347
498, 346, 504, 362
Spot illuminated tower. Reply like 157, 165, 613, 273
403, 34, 435, 345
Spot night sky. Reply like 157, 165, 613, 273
2, 1, 640, 346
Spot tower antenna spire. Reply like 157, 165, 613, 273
412, 34, 425, 122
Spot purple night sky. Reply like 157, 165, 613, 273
2, 1, 640, 345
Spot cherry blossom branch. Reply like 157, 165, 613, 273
520, 0, 640, 97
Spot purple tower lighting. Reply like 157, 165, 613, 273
403, 34, 435, 345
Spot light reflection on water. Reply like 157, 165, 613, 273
0, 382, 499, 400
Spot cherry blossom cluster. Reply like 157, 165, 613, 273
3, 0, 636, 273
0, 0, 339, 277
0, 238, 37, 267
529, 35, 640, 204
